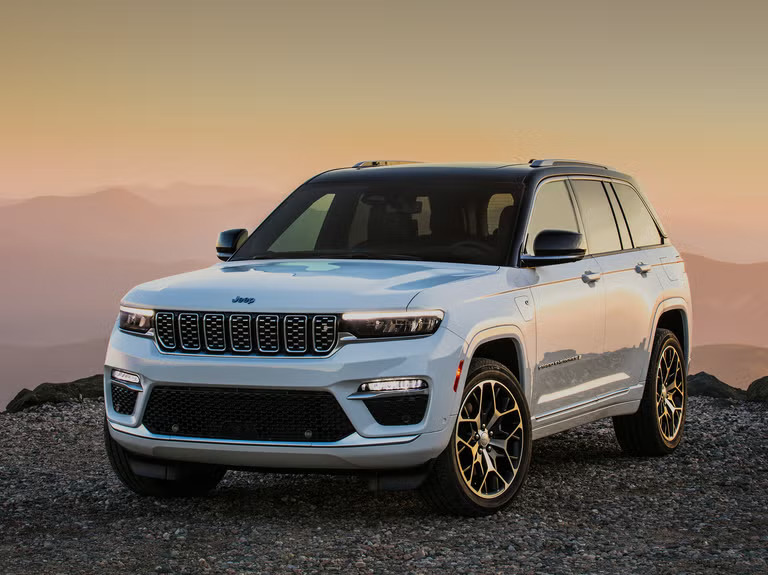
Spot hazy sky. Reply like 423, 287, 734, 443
1, 0, 766, 219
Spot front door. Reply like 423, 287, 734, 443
523, 179, 606, 420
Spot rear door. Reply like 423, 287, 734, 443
571, 178, 663, 393
525, 179, 606, 420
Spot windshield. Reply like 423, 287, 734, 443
232, 180, 520, 265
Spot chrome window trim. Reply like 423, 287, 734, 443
256, 314, 281, 353
154, 312, 176, 349
229, 314, 253, 353
283, 314, 308, 353
178, 313, 202, 351
202, 313, 227, 352
312, 315, 337, 353
519, 176, 583, 260
518, 175, 665, 265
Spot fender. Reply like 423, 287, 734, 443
450, 323, 532, 415
643, 297, 691, 383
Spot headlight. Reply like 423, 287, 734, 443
340, 310, 443, 338
118, 305, 154, 334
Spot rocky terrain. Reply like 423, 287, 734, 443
1, 395, 766, 574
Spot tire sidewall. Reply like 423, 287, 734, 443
448, 363, 532, 512
648, 331, 687, 451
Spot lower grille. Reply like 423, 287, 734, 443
111, 383, 138, 415
142, 386, 356, 442
364, 395, 428, 426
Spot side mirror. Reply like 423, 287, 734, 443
216, 229, 248, 261
520, 230, 586, 267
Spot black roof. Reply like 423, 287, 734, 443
309, 161, 637, 188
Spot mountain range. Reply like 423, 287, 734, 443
0, 185, 765, 408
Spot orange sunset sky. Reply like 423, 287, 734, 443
1, 0, 766, 252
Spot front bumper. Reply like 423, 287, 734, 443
104, 325, 467, 470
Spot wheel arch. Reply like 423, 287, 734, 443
649, 298, 691, 372
463, 325, 531, 405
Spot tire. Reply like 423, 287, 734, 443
104, 419, 226, 497
421, 358, 532, 516
613, 328, 687, 456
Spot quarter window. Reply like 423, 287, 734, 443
571, 180, 621, 254
524, 180, 580, 255
613, 183, 662, 247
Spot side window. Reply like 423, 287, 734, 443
524, 180, 579, 255
487, 193, 516, 235
606, 184, 633, 249
269, 193, 334, 252
613, 183, 663, 247
570, 179, 621, 254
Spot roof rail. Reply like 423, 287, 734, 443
353, 160, 422, 168
529, 159, 612, 170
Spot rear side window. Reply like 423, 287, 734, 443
570, 180, 621, 254
613, 183, 662, 247
524, 180, 580, 255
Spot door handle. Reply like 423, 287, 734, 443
582, 271, 601, 283
635, 262, 652, 274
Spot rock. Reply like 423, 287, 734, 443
687, 372, 746, 400
746, 376, 768, 402
4, 375, 103, 413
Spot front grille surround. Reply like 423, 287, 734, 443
256, 315, 280, 353
203, 314, 226, 351
229, 314, 253, 352
284, 315, 308, 353
155, 312, 176, 349
178, 313, 202, 351
154, 311, 339, 357
313, 316, 337, 353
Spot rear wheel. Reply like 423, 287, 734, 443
421, 358, 532, 516
104, 419, 226, 497
613, 328, 687, 456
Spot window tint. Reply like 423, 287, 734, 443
613, 183, 662, 247
269, 194, 334, 251
524, 180, 579, 255
235, 181, 522, 265
571, 180, 621, 254
487, 193, 516, 235
606, 185, 632, 249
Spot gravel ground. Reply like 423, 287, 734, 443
1, 397, 766, 575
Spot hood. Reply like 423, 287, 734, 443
122, 259, 498, 312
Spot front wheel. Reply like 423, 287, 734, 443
613, 328, 687, 456
421, 358, 532, 516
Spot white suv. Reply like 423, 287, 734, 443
104, 159, 691, 516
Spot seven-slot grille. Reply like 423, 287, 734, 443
154, 311, 339, 356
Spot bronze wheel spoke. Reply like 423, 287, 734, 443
454, 378, 523, 499
655, 344, 684, 442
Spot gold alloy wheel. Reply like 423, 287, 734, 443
455, 379, 524, 499
656, 344, 685, 442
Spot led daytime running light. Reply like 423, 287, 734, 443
360, 379, 428, 392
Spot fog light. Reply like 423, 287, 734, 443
111, 369, 141, 386
359, 379, 428, 392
